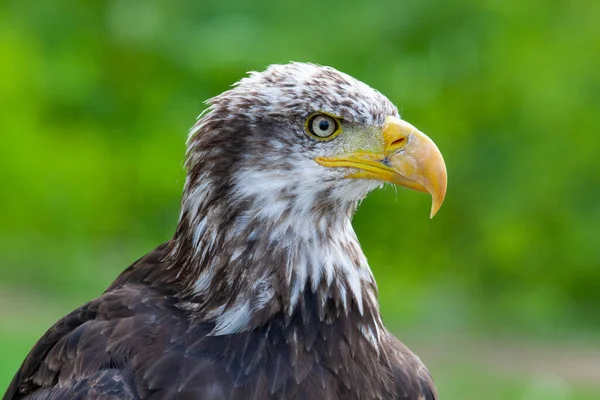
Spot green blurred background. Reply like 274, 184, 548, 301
1, 0, 599, 398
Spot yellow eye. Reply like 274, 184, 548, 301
305, 114, 341, 140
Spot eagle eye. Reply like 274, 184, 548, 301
305, 113, 341, 140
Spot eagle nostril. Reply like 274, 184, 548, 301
391, 137, 406, 149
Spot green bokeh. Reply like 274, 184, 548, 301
1, 0, 599, 398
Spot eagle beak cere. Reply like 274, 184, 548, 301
315, 116, 447, 218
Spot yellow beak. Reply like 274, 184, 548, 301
315, 116, 447, 218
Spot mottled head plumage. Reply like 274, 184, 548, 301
196, 62, 398, 127
183, 63, 400, 214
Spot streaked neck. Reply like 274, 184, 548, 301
168, 177, 382, 339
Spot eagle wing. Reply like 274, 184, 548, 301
3, 282, 190, 400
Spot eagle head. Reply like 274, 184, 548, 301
171, 63, 447, 334
184, 63, 446, 219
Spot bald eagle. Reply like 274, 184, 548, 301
4, 63, 447, 400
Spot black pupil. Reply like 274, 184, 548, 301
318, 119, 330, 132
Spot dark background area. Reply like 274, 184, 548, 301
1, 1, 599, 398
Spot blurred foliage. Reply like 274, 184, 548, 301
1, 0, 600, 397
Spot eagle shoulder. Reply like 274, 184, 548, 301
3, 280, 190, 400
384, 331, 438, 400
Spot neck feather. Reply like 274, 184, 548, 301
167, 167, 382, 344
